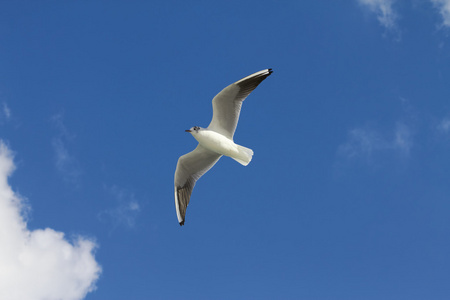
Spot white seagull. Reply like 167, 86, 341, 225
174, 69, 273, 226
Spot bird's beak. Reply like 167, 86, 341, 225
185, 129, 191, 132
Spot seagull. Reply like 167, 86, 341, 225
174, 69, 273, 226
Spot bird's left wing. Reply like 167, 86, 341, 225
207, 69, 273, 139
174, 145, 222, 226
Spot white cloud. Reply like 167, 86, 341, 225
0, 140, 101, 300
358, 0, 397, 29
99, 185, 141, 231
431, 0, 450, 27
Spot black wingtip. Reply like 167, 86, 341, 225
268, 68, 273, 74
179, 220, 185, 226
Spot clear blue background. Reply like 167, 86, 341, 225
1, 1, 450, 299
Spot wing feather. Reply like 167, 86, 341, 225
174, 145, 222, 225
207, 69, 273, 139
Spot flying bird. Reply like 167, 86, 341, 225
174, 69, 273, 226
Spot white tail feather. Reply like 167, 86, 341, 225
231, 145, 254, 166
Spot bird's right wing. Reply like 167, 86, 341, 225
174, 145, 222, 226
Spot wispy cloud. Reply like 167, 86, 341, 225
0, 102, 11, 123
52, 138, 82, 184
437, 116, 450, 132
3, 103, 10, 119
338, 127, 388, 163
0, 140, 101, 300
51, 113, 82, 185
393, 121, 413, 156
99, 185, 141, 232
431, 0, 450, 28
337, 121, 413, 165
337, 97, 416, 167
358, 0, 398, 29
435, 115, 450, 138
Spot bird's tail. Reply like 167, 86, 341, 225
231, 145, 254, 166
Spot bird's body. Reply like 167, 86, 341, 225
174, 69, 273, 225
192, 128, 237, 157
188, 128, 253, 165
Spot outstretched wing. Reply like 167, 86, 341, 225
174, 145, 222, 225
207, 69, 273, 139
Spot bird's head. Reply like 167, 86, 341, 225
185, 126, 201, 134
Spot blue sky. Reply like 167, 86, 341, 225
1, 1, 450, 299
